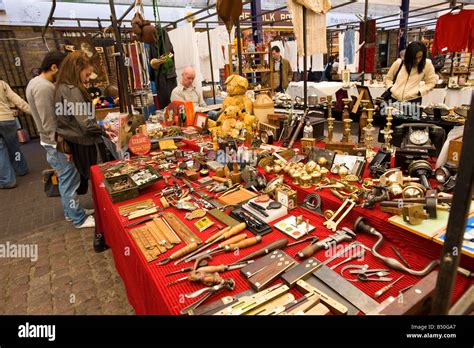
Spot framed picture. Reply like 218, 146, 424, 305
448, 76, 459, 88
194, 112, 208, 129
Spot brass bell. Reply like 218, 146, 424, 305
311, 171, 322, 184
264, 165, 273, 174
300, 173, 312, 188
305, 161, 317, 173
320, 167, 329, 179
317, 157, 328, 167
338, 165, 349, 178
292, 171, 301, 185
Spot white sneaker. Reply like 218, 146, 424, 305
75, 215, 95, 229
66, 208, 94, 222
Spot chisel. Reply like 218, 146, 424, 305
230, 238, 288, 264
174, 222, 247, 265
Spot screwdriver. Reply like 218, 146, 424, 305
374, 275, 404, 298
185, 235, 263, 263
183, 234, 248, 263
174, 222, 247, 265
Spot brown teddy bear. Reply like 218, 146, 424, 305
222, 74, 253, 114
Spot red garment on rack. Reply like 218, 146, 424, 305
432, 9, 474, 56
359, 45, 376, 73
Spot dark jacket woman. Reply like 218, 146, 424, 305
55, 51, 105, 193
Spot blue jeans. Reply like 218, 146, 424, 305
0, 136, 16, 188
44, 145, 86, 226
0, 120, 28, 176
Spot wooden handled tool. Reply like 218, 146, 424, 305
175, 223, 247, 265
232, 238, 288, 264
157, 242, 200, 265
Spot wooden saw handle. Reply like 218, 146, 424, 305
229, 235, 262, 250
297, 242, 321, 259
169, 242, 199, 260
219, 233, 247, 247
196, 265, 227, 273
222, 222, 247, 239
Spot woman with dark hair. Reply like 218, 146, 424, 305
54, 51, 107, 195
384, 41, 437, 102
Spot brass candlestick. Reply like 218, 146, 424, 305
326, 95, 334, 142
341, 98, 351, 142
359, 100, 369, 144
343, 117, 352, 143
363, 108, 376, 159
380, 106, 394, 151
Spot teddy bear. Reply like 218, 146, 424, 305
221, 74, 254, 114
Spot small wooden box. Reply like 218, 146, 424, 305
300, 138, 316, 155
448, 140, 462, 166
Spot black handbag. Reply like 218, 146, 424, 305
382, 60, 404, 101
43, 169, 60, 197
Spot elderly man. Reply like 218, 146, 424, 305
170, 66, 207, 112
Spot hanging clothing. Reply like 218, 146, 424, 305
197, 26, 229, 83
298, 54, 324, 72
360, 19, 376, 44
168, 23, 204, 101
343, 29, 355, 65
432, 9, 474, 56
287, 0, 331, 56
149, 27, 177, 109
338, 31, 360, 73
284, 41, 298, 71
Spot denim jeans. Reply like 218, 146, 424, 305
0, 136, 16, 188
44, 145, 86, 226
0, 120, 28, 176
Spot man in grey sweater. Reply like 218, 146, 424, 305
26, 52, 95, 229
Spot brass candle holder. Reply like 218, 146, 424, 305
380, 106, 394, 151
359, 100, 369, 144
363, 108, 376, 159
343, 117, 352, 143
326, 95, 335, 143
326, 98, 355, 153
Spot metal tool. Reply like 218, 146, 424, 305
296, 227, 356, 259
174, 222, 247, 265
248, 201, 269, 217
216, 183, 241, 198
287, 236, 318, 247
353, 217, 471, 277
329, 248, 365, 270
374, 275, 405, 298
323, 197, 357, 232
390, 246, 411, 268
180, 279, 235, 315
164, 259, 209, 277
163, 212, 202, 245
312, 265, 380, 314
184, 235, 263, 263
124, 214, 160, 228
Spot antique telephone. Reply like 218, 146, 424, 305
393, 123, 445, 171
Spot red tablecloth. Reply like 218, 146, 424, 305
91, 140, 473, 315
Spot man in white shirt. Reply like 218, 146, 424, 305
170, 66, 207, 112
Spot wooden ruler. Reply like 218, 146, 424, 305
118, 199, 155, 216
150, 218, 181, 246
163, 212, 202, 245
129, 226, 167, 262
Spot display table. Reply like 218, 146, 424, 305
91, 140, 473, 315
287, 81, 344, 100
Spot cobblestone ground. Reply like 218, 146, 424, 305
0, 140, 134, 315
